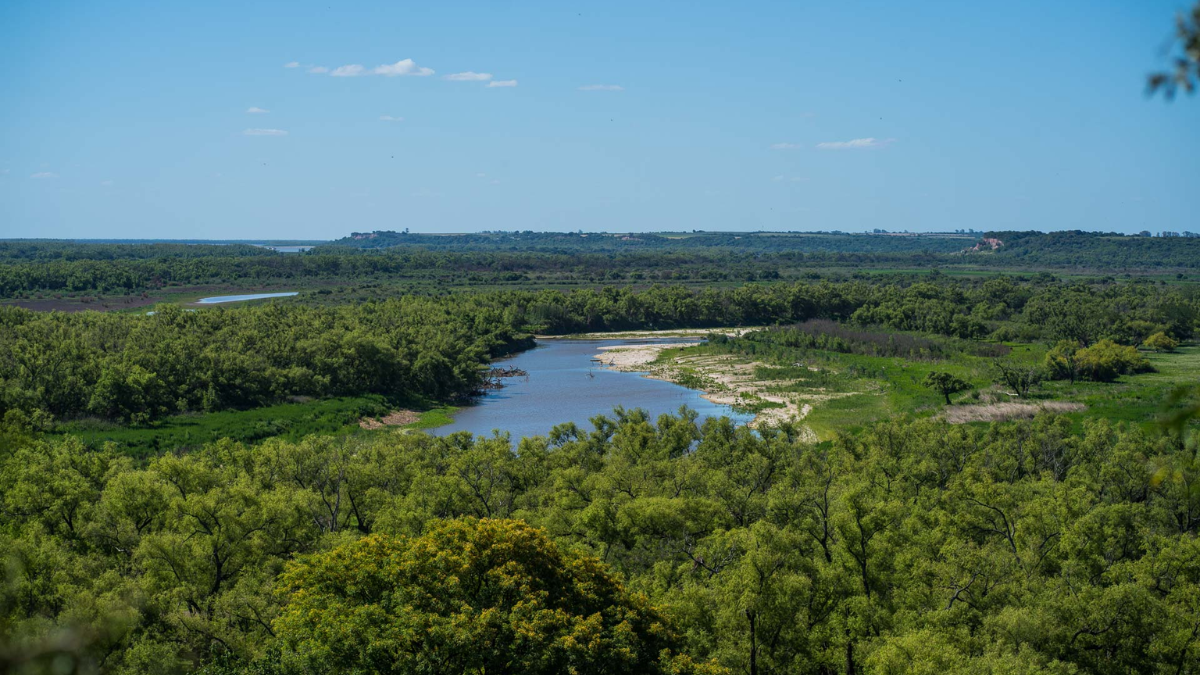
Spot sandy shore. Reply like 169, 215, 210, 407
595, 341, 821, 442
539, 327, 759, 340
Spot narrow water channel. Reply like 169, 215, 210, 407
431, 338, 753, 439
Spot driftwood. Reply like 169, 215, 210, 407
476, 366, 531, 392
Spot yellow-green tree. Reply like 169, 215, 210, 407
1143, 331, 1179, 353
274, 518, 719, 675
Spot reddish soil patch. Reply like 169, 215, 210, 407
5, 295, 161, 313
359, 410, 421, 430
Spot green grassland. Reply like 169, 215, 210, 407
652, 332, 1199, 439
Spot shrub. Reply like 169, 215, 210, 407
1044, 340, 1082, 382
1142, 331, 1179, 353
1075, 339, 1153, 382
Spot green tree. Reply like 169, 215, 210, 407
1143, 331, 1179, 353
922, 372, 971, 405
1044, 340, 1082, 382
274, 518, 713, 675
994, 360, 1043, 397
1149, 2, 1200, 99
1075, 339, 1152, 382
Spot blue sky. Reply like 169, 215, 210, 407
1, 0, 1197, 239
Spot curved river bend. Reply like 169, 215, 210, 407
432, 338, 752, 439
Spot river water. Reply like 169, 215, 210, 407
431, 338, 752, 439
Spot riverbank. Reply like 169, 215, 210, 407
538, 327, 759, 340
594, 340, 821, 442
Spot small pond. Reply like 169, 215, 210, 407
196, 292, 299, 304
431, 338, 753, 439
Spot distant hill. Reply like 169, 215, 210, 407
324, 230, 977, 255
322, 229, 1200, 270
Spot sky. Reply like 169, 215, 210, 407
1, 0, 1197, 239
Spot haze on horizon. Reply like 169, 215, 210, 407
1, 0, 1197, 240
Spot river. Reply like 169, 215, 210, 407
431, 338, 752, 439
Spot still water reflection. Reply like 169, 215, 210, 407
431, 338, 753, 439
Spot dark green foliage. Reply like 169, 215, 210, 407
922, 371, 971, 404
994, 359, 1044, 397
0, 300, 531, 423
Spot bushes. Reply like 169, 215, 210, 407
1075, 339, 1153, 382
1044, 339, 1154, 383
1143, 331, 1179, 352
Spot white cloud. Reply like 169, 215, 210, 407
31, 172, 59, 179
444, 71, 492, 81
578, 84, 623, 91
243, 128, 288, 136
487, 79, 518, 88
284, 61, 300, 68
373, 59, 434, 77
379, 115, 404, 122
330, 64, 366, 77
770, 143, 803, 150
816, 137, 895, 150
246, 106, 269, 114
308, 66, 329, 74
476, 172, 487, 178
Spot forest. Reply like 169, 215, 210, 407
1, 235, 1199, 674
2, 231, 1198, 302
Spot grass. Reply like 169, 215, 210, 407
404, 406, 460, 430
1043, 345, 1200, 433
644, 330, 1199, 440
56, 396, 393, 458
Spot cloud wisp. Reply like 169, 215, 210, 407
330, 64, 366, 77
374, 59, 434, 76
487, 79, 518, 88
444, 71, 492, 81
246, 107, 269, 114
243, 128, 288, 136
283, 61, 300, 68
30, 172, 59, 179
578, 84, 623, 91
379, 115, 404, 122
770, 143, 804, 150
319, 59, 434, 78
815, 137, 895, 150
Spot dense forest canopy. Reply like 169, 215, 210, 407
3, 412, 1199, 673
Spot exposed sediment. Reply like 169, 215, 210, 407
594, 341, 821, 442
